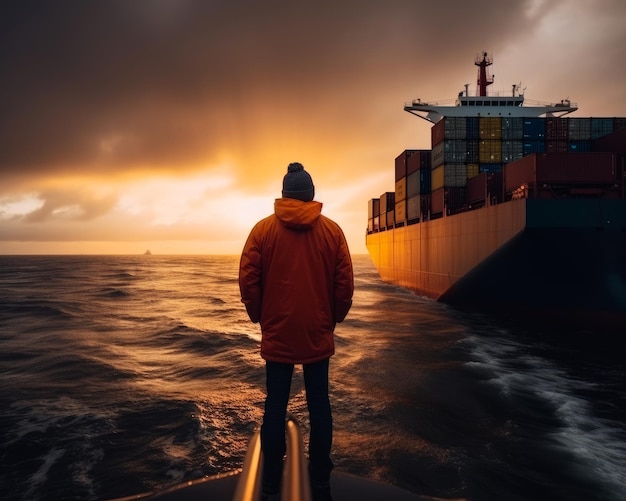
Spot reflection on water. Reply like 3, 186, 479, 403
0, 255, 625, 501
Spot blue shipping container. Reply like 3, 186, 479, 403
523, 118, 546, 139
479, 164, 503, 174
467, 140, 479, 163
466, 117, 479, 139
591, 118, 614, 140
502, 117, 524, 140
523, 140, 546, 155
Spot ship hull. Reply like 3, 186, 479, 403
366, 198, 626, 330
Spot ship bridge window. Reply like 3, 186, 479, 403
499, 101, 506, 106
468, 101, 475, 106
477, 101, 483, 106
507, 101, 515, 106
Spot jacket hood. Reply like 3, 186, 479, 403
274, 198, 322, 230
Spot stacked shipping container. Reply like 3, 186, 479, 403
431, 117, 468, 215
504, 152, 618, 199
367, 117, 626, 233
380, 191, 395, 229
394, 150, 431, 224
367, 198, 380, 233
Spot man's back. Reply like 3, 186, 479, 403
239, 197, 353, 364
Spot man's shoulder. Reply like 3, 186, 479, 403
319, 214, 342, 231
253, 213, 278, 229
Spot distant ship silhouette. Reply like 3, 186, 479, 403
143, 249, 152, 255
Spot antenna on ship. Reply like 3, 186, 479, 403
475, 51, 494, 96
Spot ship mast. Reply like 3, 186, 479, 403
475, 51, 494, 96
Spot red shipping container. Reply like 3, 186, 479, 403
546, 140, 568, 153
504, 152, 616, 193
380, 192, 395, 212
446, 187, 466, 214
431, 188, 444, 214
489, 172, 504, 204
368, 198, 380, 219
430, 187, 465, 214
406, 150, 431, 174
592, 126, 626, 154
467, 172, 503, 205
395, 150, 419, 181
545, 117, 569, 141
466, 172, 488, 204
431, 120, 445, 147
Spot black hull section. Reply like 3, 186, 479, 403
439, 226, 626, 331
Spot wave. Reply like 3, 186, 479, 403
460, 329, 626, 499
0, 300, 75, 319
98, 288, 131, 298
100, 271, 136, 280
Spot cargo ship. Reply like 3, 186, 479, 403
365, 53, 626, 330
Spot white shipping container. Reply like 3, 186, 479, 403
395, 199, 406, 223
407, 170, 420, 198
395, 177, 407, 202
432, 141, 445, 168
407, 195, 420, 221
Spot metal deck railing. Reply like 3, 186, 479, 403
232, 414, 312, 501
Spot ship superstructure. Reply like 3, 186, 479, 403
404, 52, 577, 123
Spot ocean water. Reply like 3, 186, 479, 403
0, 255, 625, 501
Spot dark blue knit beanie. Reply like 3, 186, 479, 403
282, 162, 315, 202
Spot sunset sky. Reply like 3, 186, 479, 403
2, 0, 626, 255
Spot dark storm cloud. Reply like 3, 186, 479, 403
21, 188, 117, 223
1, 0, 563, 182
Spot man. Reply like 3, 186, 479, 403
239, 162, 354, 500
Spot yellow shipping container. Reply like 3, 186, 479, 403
479, 140, 502, 163
467, 164, 480, 179
395, 177, 407, 202
431, 165, 444, 191
479, 117, 502, 140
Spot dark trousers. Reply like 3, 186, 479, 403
261, 358, 333, 494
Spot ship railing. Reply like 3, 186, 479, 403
407, 95, 578, 109
405, 98, 456, 107
232, 414, 312, 501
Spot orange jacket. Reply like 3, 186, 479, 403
239, 198, 354, 364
